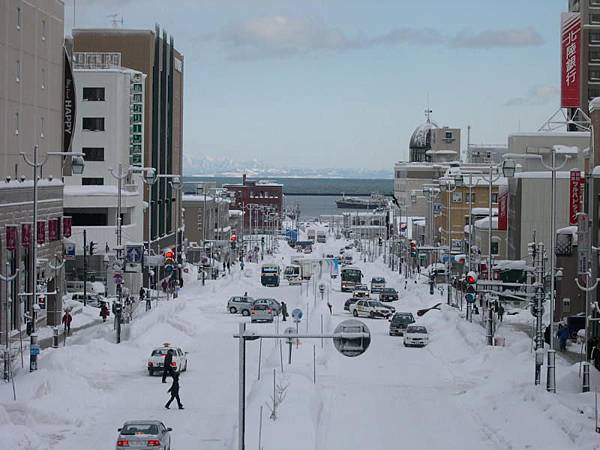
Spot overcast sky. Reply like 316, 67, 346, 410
68, 0, 566, 170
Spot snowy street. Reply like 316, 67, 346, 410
1, 231, 599, 450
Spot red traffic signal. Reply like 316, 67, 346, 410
230, 234, 237, 242
466, 271, 477, 284
164, 249, 174, 259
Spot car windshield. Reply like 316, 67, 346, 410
372, 278, 384, 283
121, 424, 159, 435
367, 301, 379, 307
407, 326, 427, 333
393, 314, 414, 324
151, 349, 169, 356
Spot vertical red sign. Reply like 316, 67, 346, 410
497, 193, 508, 231
63, 216, 72, 238
561, 12, 582, 108
37, 220, 46, 245
48, 218, 58, 241
569, 170, 584, 225
6, 225, 17, 251
21, 223, 32, 247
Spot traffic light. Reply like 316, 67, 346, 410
465, 271, 477, 304
230, 234, 237, 249
410, 240, 417, 257
89, 241, 96, 256
164, 248, 175, 274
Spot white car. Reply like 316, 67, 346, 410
352, 285, 370, 298
147, 344, 188, 376
349, 299, 392, 319
403, 325, 429, 347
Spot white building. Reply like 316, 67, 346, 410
63, 56, 147, 292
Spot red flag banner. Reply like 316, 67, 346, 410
48, 218, 59, 241
561, 12, 582, 108
21, 223, 32, 247
63, 216, 72, 238
569, 170, 583, 225
6, 225, 17, 251
498, 193, 508, 231
37, 220, 46, 245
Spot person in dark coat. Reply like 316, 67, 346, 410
162, 349, 175, 383
62, 311, 73, 336
139, 287, 145, 301
281, 301, 288, 321
100, 303, 110, 322
558, 324, 570, 351
327, 301, 333, 315
497, 304, 505, 322
165, 372, 183, 409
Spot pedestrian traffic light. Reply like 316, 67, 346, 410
164, 249, 175, 266
89, 241, 96, 256
410, 240, 417, 257
466, 271, 477, 285
465, 271, 477, 303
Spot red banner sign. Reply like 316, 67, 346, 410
21, 223, 32, 247
561, 12, 582, 108
48, 218, 59, 241
6, 225, 17, 251
569, 170, 585, 225
63, 216, 72, 238
497, 193, 508, 231
37, 220, 46, 245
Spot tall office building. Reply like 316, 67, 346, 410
72, 26, 184, 254
0, 0, 66, 330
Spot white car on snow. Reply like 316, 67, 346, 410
349, 299, 392, 319
403, 326, 429, 347
147, 343, 188, 376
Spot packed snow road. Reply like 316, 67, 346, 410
1, 228, 598, 449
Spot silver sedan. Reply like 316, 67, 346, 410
116, 420, 172, 450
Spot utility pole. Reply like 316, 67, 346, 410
83, 229, 87, 307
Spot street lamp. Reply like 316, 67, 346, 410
439, 177, 458, 305
169, 176, 184, 282
503, 148, 572, 357
142, 168, 158, 290
20, 146, 84, 372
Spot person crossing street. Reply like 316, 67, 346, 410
162, 349, 175, 383
165, 372, 184, 410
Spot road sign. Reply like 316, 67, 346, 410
126, 245, 143, 264
112, 272, 124, 285
333, 319, 371, 357
284, 327, 296, 344
64, 242, 75, 259
112, 260, 123, 271
291, 308, 303, 322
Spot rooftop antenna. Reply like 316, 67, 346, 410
425, 93, 432, 123
107, 14, 123, 28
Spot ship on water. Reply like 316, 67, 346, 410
335, 193, 387, 209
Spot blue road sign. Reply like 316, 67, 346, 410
291, 308, 303, 322
126, 245, 143, 264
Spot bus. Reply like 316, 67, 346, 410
316, 230, 327, 243
341, 266, 363, 292
261, 264, 280, 287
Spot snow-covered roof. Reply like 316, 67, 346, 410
63, 185, 138, 197
515, 171, 574, 179
410, 120, 438, 149
493, 260, 527, 271
474, 216, 498, 229
471, 207, 498, 216
557, 225, 578, 245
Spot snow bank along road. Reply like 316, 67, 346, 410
1, 229, 599, 449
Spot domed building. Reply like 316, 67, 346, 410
409, 117, 439, 162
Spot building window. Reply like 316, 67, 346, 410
82, 117, 105, 131
15, 112, 19, 135
132, 124, 142, 133
591, 50, 600, 62
593, 0, 600, 6
590, 87, 600, 99
491, 193, 498, 203
452, 191, 463, 203
82, 178, 104, 186
83, 87, 105, 101
41, 19, 46, 40
491, 242, 499, 255
591, 31, 600, 43
591, 70, 600, 81
17, 7, 21, 29
445, 131, 453, 140
16, 60, 20, 82
82, 147, 104, 161
132, 104, 143, 113
133, 94, 142, 102
592, 14, 600, 24
132, 83, 143, 92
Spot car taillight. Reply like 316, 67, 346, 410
117, 440, 129, 446
147, 439, 161, 446
148, 362, 154, 367
170, 361, 177, 367
267, 309, 272, 314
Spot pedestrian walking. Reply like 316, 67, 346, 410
139, 286, 145, 302
100, 303, 110, 322
62, 310, 73, 336
404, 280, 408, 290
327, 301, 333, 315
162, 349, 175, 383
240, 261, 245, 271
497, 304, 505, 322
165, 372, 184, 410
281, 301, 288, 322
223, 261, 226, 272
558, 324, 569, 351
227, 261, 231, 274
161, 279, 168, 293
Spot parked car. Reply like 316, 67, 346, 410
252, 298, 282, 315
116, 420, 171, 449
370, 277, 386, 293
250, 304, 275, 323
227, 296, 255, 316
70, 292, 105, 308
404, 325, 429, 347
379, 287, 398, 302
389, 312, 416, 336
147, 343, 188, 376
349, 299, 392, 319
344, 297, 361, 311
352, 285, 370, 298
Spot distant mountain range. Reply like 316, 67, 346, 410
182, 153, 392, 179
